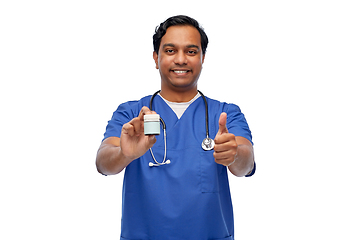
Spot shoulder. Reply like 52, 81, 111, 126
113, 95, 152, 118
103, 95, 152, 140
205, 96, 243, 114
206, 95, 252, 143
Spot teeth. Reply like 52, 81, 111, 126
173, 70, 188, 74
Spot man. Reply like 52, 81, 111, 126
96, 15, 255, 240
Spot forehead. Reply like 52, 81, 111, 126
160, 25, 201, 48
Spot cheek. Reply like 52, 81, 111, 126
192, 60, 203, 72
158, 57, 171, 70
193, 53, 204, 66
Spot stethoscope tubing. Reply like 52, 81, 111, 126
149, 90, 166, 129
148, 90, 213, 167
149, 90, 209, 136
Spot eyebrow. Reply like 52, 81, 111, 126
162, 43, 200, 50
162, 43, 175, 49
186, 44, 200, 50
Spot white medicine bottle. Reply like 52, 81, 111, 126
144, 114, 160, 135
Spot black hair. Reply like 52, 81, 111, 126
153, 15, 209, 55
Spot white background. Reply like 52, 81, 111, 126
1, 0, 359, 239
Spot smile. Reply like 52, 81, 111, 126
172, 70, 191, 74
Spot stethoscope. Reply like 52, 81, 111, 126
148, 90, 215, 167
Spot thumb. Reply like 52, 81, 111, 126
147, 135, 157, 148
218, 112, 228, 135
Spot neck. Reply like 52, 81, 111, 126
159, 88, 198, 103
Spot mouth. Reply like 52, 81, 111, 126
171, 69, 192, 74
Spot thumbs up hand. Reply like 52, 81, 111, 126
213, 112, 238, 166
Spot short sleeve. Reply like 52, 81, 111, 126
103, 101, 138, 141
225, 103, 256, 177
245, 162, 256, 177
225, 103, 253, 145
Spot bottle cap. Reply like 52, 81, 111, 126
144, 114, 160, 122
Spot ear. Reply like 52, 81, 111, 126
153, 51, 159, 69
202, 53, 205, 64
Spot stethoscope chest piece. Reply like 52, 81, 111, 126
202, 137, 215, 151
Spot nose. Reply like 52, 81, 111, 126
174, 51, 187, 65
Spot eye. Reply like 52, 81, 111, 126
187, 50, 198, 55
165, 49, 175, 54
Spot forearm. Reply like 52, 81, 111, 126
228, 144, 254, 177
96, 144, 132, 176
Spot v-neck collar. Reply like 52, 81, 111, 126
158, 93, 201, 119
152, 94, 204, 129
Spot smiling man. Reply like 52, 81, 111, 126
153, 25, 205, 102
96, 15, 255, 240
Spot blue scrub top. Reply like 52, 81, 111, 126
103, 94, 255, 240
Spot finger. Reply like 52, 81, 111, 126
215, 132, 236, 147
146, 135, 157, 147
214, 133, 229, 145
132, 118, 143, 136
215, 158, 235, 167
213, 151, 235, 166
138, 106, 152, 121
122, 122, 135, 136
125, 116, 145, 136
213, 141, 229, 152
214, 134, 237, 157
213, 149, 231, 159
218, 112, 228, 135
214, 144, 237, 160
213, 149, 236, 165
